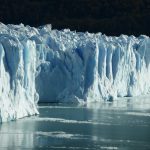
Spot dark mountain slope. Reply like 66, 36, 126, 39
0, 0, 150, 36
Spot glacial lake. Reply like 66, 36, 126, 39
0, 96, 150, 150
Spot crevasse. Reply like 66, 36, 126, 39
0, 23, 150, 122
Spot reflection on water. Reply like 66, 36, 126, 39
0, 117, 37, 149
0, 96, 150, 149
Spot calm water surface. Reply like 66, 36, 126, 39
0, 97, 150, 150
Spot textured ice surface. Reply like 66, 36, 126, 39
0, 23, 150, 122
0, 23, 39, 122
35, 26, 150, 103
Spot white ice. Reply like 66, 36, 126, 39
0, 23, 39, 122
0, 23, 150, 122
35, 25, 150, 103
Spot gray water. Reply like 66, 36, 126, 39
0, 97, 150, 150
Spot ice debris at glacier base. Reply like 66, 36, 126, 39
0, 23, 150, 122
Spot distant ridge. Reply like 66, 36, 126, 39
0, 0, 150, 36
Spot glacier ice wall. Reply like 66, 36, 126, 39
0, 23, 150, 122
0, 23, 39, 122
35, 27, 150, 103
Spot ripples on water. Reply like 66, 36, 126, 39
0, 96, 150, 150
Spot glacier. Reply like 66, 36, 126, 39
0, 23, 150, 122
0, 23, 39, 122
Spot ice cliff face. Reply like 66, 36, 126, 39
0, 23, 39, 122
35, 27, 150, 103
0, 23, 150, 122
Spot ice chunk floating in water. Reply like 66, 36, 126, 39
0, 23, 150, 122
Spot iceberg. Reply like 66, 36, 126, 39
0, 23, 150, 122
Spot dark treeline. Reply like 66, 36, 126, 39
0, 0, 150, 36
